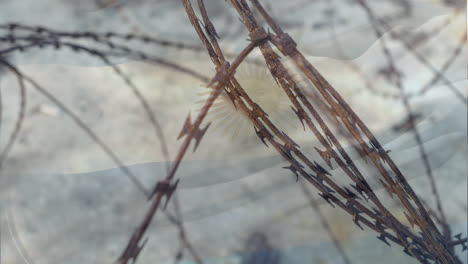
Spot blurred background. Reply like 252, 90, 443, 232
0, 0, 466, 263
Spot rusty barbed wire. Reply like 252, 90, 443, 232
113, 0, 465, 262
356, 0, 455, 253
0, 1, 465, 263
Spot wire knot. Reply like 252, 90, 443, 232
208, 61, 233, 88
248, 27, 269, 45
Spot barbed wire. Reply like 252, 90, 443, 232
0, 1, 465, 263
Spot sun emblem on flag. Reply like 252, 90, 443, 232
195, 62, 300, 146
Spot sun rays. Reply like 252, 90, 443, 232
194, 62, 299, 146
